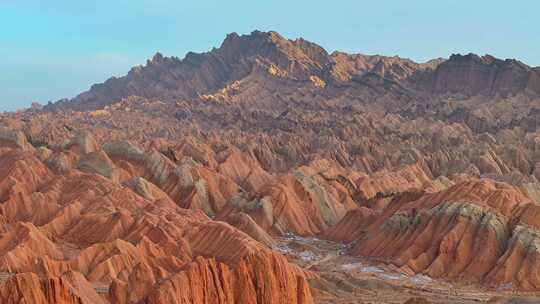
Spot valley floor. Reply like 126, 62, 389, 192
276, 235, 540, 304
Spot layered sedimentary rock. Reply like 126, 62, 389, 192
45, 30, 540, 117
328, 179, 540, 290
2, 30, 540, 299
0, 272, 97, 304
0, 134, 313, 304
420, 54, 540, 96
218, 159, 359, 236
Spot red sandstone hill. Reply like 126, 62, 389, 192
0, 131, 313, 304
325, 179, 540, 290
2, 30, 540, 302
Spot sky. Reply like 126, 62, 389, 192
1, 1, 539, 111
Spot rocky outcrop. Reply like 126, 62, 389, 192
0, 272, 100, 304
225, 212, 276, 247
419, 54, 540, 96
76, 151, 119, 181
219, 159, 359, 236
0, 132, 314, 304
327, 179, 540, 290
0, 126, 34, 152
63, 131, 99, 155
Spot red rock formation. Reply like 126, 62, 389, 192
218, 159, 359, 236
328, 179, 540, 290
0, 272, 102, 304
421, 54, 540, 96
44, 30, 540, 117
404, 297, 431, 304
0, 132, 313, 304
3, 29, 540, 300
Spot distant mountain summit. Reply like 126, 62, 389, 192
49, 30, 540, 111
423, 53, 540, 96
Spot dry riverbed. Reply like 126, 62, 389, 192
275, 234, 540, 304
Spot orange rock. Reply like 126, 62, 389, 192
3, 29, 540, 300
0, 272, 93, 304
328, 178, 540, 290
219, 159, 359, 236
0, 132, 314, 303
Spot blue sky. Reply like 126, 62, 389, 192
1, 1, 539, 111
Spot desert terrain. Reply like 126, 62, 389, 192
1, 31, 540, 303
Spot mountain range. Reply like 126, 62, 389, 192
50, 31, 540, 111
1, 30, 540, 303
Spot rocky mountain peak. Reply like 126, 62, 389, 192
427, 52, 540, 96
46, 30, 540, 112
150, 52, 165, 64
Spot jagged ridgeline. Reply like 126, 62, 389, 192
49, 30, 540, 112
2, 30, 540, 303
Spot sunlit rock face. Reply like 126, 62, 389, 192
2, 30, 540, 302
327, 179, 540, 290
0, 132, 313, 304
